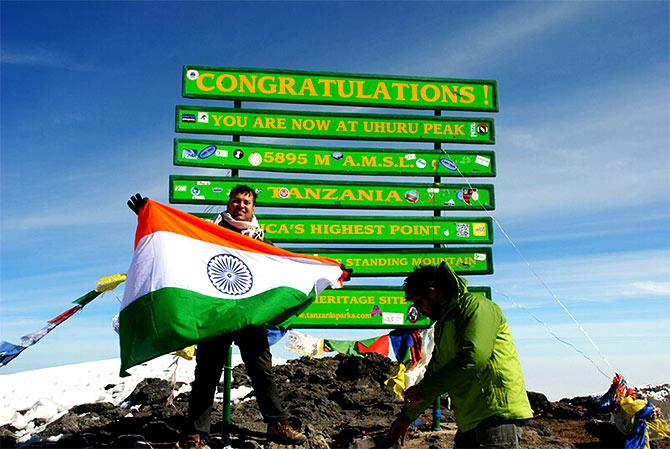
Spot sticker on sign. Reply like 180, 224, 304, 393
382, 312, 404, 325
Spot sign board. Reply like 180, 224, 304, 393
195, 214, 493, 244
182, 66, 498, 112
294, 248, 493, 276
175, 138, 496, 177
287, 286, 492, 329
171, 176, 495, 210
176, 106, 495, 144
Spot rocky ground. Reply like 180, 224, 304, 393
1, 354, 668, 448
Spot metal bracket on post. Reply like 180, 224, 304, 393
432, 109, 442, 432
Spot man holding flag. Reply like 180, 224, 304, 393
125, 186, 347, 448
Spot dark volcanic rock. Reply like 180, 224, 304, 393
123, 378, 173, 406
140, 420, 180, 442
1, 425, 17, 448
527, 391, 552, 416
528, 391, 585, 419
585, 418, 627, 447
8, 355, 667, 449
70, 401, 118, 415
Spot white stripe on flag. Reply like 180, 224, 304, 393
122, 231, 341, 311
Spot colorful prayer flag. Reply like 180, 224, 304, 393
0, 274, 126, 367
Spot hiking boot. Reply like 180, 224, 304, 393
267, 421, 307, 445
175, 433, 211, 449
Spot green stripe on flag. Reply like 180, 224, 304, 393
118, 285, 314, 375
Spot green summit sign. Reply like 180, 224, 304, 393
176, 106, 494, 144
171, 176, 495, 210
286, 286, 492, 329
294, 248, 493, 276
194, 214, 493, 244
183, 66, 498, 112
175, 139, 496, 177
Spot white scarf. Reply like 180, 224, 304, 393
213, 212, 265, 241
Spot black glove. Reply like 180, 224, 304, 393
127, 193, 148, 215
340, 264, 353, 282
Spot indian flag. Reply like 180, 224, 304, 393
119, 200, 343, 375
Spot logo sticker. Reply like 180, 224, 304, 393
181, 113, 196, 123
197, 180, 211, 186
473, 223, 487, 236
370, 305, 382, 317
190, 186, 200, 195
405, 190, 419, 203
233, 149, 244, 159
415, 159, 427, 169
198, 112, 209, 123
444, 199, 455, 206
248, 153, 262, 166
477, 123, 489, 134
458, 187, 478, 205
382, 312, 404, 325
212, 187, 223, 193
404, 154, 416, 161
278, 187, 290, 199
215, 149, 228, 158
207, 253, 253, 296
198, 145, 217, 159
475, 155, 491, 167
439, 158, 458, 171
175, 185, 187, 192
332, 151, 343, 161
186, 69, 199, 80
182, 148, 198, 159
406, 305, 420, 324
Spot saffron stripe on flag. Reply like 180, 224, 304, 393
134, 200, 341, 266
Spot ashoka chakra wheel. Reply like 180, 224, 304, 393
207, 254, 253, 296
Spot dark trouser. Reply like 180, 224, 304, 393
454, 416, 524, 449
186, 326, 286, 435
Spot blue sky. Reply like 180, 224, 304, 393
1, 1, 668, 399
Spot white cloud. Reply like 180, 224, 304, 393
493, 68, 669, 221
1, 136, 171, 232
491, 248, 670, 304
632, 281, 670, 294
493, 210, 669, 244
413, 2, 600, 76
1, 47, 98, 71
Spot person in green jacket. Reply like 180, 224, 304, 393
389, 262, 533, 448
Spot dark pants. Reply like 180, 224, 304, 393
186, 326, 286, 435
454, 416, 524, 449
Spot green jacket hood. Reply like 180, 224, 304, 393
440, 261, 469, 303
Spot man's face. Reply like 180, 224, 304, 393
227, 192, 255, 222
407, 287, 441, 321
